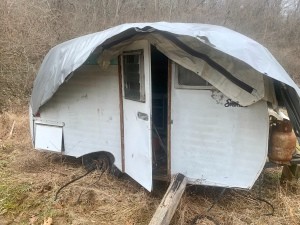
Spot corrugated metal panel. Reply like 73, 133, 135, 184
38, 65, 122, 170
171, 65, 269, 189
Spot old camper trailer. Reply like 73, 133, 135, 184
29, 22, 300, 192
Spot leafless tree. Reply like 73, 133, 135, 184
1, 0, 300, 110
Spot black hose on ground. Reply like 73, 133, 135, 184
235, 191, 274, 216
190, 188, 226, 225
76, 165, 105, 204
54, 168, 95, 201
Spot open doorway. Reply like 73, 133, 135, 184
151, 45, 169, 179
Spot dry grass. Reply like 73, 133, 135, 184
0, 110, 300, 225
1, 1, 300, 224
1, 0, 300, 112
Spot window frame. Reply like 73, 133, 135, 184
122, 49, 145, 102
174, 64, 212, 90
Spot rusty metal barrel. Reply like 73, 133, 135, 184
269, 120, 296, 164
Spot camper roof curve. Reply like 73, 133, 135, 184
30, 22, 300, 116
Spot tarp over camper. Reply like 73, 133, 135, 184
30, 22, 300, 136
29, 22, 300, 190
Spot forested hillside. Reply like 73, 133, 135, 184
1, 1, 300, 224
1, 0, 300, 111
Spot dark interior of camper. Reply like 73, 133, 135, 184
151, 45, 169, 178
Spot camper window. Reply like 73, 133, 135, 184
176, 64, 211, 89
122, 50, 145, 102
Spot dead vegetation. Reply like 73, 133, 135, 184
1, 0, 300, 224
1, 0, 300, 111
0, 111, 300, 224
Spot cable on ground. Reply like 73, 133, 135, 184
76, 163, 105, 204
54, 168, 95, 201
190, 188, 226, 225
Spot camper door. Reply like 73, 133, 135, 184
121, 40, 152, 191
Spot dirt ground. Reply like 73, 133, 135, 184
0, 110, 300, 225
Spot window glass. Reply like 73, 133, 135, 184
123, 51, 145, 101
178, 65, 210, 87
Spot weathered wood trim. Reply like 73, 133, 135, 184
118, 55, 125, 172
149, 173, 187, 225
167, 60, 172, 178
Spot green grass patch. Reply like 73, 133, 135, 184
0, 182, 31, 216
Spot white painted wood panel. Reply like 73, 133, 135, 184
171, 64, 269, 189
35, 124, 62, 152
38, 65, 122, 170
122, 40, 153, 191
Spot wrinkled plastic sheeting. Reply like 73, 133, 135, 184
30, 22, 300, 115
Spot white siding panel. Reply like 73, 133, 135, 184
39, 65, 122, 169
35, 124, 62, 152
171, 81, 269, 189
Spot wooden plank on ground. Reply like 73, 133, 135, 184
149, 173, 187, 225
